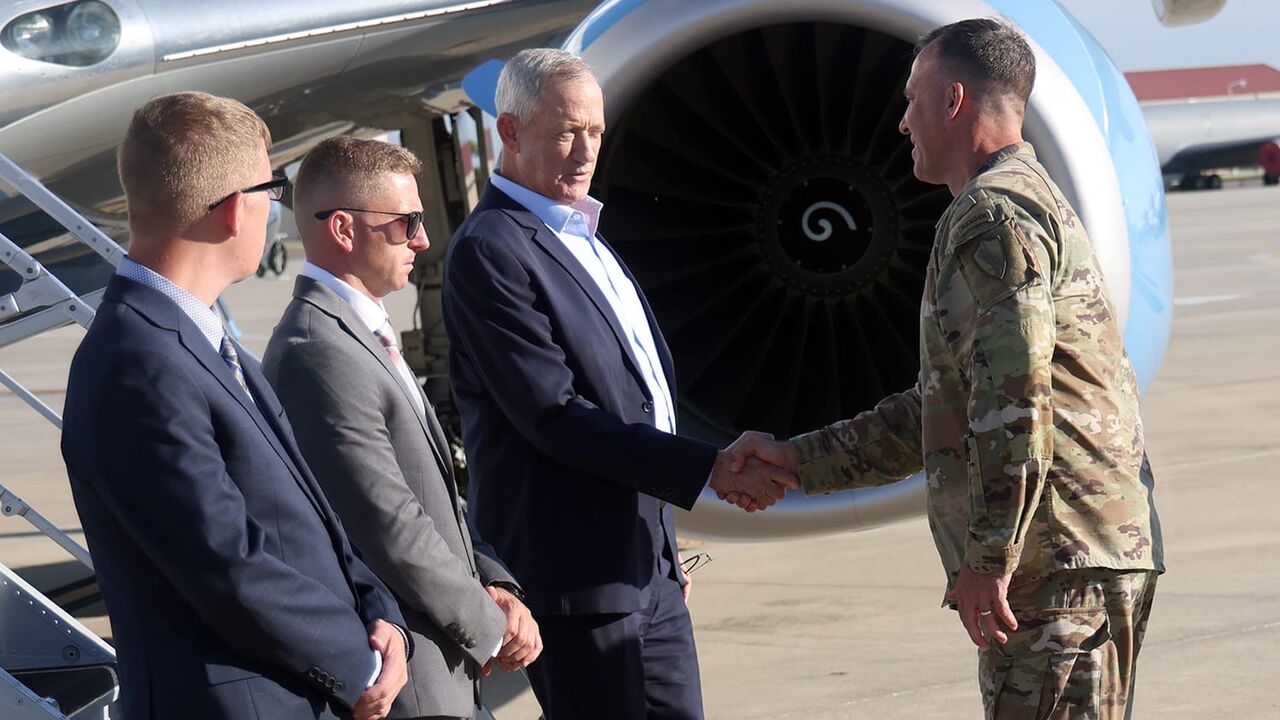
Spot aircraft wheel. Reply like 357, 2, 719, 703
268, 239, 288, 276
1264, 173, 1279, 186
1207, 174, 1223, 190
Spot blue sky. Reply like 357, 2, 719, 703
1062, 0, 1278, 71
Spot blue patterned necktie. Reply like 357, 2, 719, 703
219, 334, 253, 402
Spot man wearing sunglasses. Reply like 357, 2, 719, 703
60, 93, 409, 720
263, 136, 540, 720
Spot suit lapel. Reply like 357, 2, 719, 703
237, 356, 332, 515
597, 233, 678, 394
294, 277, 456, 487
113, 277, 328, 518
485, 186, 649, 391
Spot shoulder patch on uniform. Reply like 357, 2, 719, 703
946, 190, 1009, 253
971, 236, 1007, 279
955, 218, 1042, 309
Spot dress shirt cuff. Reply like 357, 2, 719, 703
365, 649, 381, 688
391, 623, 411, 660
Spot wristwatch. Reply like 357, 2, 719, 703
487, 581, 525, 603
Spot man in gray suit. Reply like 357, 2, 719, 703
263, 136, 541, 720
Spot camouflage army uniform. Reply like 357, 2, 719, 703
791, 143, 1164, 718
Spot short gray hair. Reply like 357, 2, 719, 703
495, 48, 595, 123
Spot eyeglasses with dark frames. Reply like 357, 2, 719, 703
207, 170, 288, 211
314, 208, 424, 243
679, 552, 713, 575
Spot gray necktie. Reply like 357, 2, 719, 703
219, 334, 253, 402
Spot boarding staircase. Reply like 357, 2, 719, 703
0, 153, 124, 719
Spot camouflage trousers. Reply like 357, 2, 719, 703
978, 569, 1158, 720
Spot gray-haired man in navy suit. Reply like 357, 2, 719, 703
441, 49, 798, 720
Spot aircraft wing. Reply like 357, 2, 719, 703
0, 0, 598, 210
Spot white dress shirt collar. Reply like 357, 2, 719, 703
489, 171, 603, 239
117, 257, 225, 351
299, 260, 388, 333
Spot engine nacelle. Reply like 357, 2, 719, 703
553, 0, 1172, 538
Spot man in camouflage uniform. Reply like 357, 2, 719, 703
726, 18, 1164, 719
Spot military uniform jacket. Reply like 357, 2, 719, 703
792, 143, 1164, 597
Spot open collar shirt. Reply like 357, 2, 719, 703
488, 172, 677, 435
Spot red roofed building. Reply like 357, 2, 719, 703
1124, 64, 1280, 102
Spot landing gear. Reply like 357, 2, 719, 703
1264, 173, 1279, 186
1177, 173, 1223, 191
256, 236, 287, 277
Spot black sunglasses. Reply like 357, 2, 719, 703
315, 208, 423, 242
208, 170, 288, 211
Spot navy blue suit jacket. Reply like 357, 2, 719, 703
442, 184, 718, 616
61, 275, 407, 720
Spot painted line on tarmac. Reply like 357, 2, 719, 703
1161, 620, 1280, 647
1161, 447, 1280, 472
1173, 294, 1245, 307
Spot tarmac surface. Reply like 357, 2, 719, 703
1, 184, 1276, 718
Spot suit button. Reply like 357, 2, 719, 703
642, 400, 653, 413
334, 681, 344, 693
307, 667, 320, 680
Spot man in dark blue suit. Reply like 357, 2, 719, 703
441, 50, 797, 719
60, 92, 410, 720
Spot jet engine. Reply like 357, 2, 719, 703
559, 0, 1174, 538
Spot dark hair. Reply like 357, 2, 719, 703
915, 18, 1035, 108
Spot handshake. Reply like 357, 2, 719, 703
708, 431, 799, 513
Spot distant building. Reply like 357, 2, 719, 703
1125, 63, 1280, 103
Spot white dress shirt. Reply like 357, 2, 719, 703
489, 172, 678, 435
298, 262, 427, 417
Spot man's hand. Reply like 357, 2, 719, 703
708, 446, 798, 512
487, 585, 542, 673
353, 619, 408, 720
945, 565, 1018, 650
711, 432, 800, 511
726, 431, 798, 473
677, 552, 691, 603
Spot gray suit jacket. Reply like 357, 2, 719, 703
263, 275, 514, 719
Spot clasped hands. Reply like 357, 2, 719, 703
709, 431, 801, 512
481, 585, 542, 676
